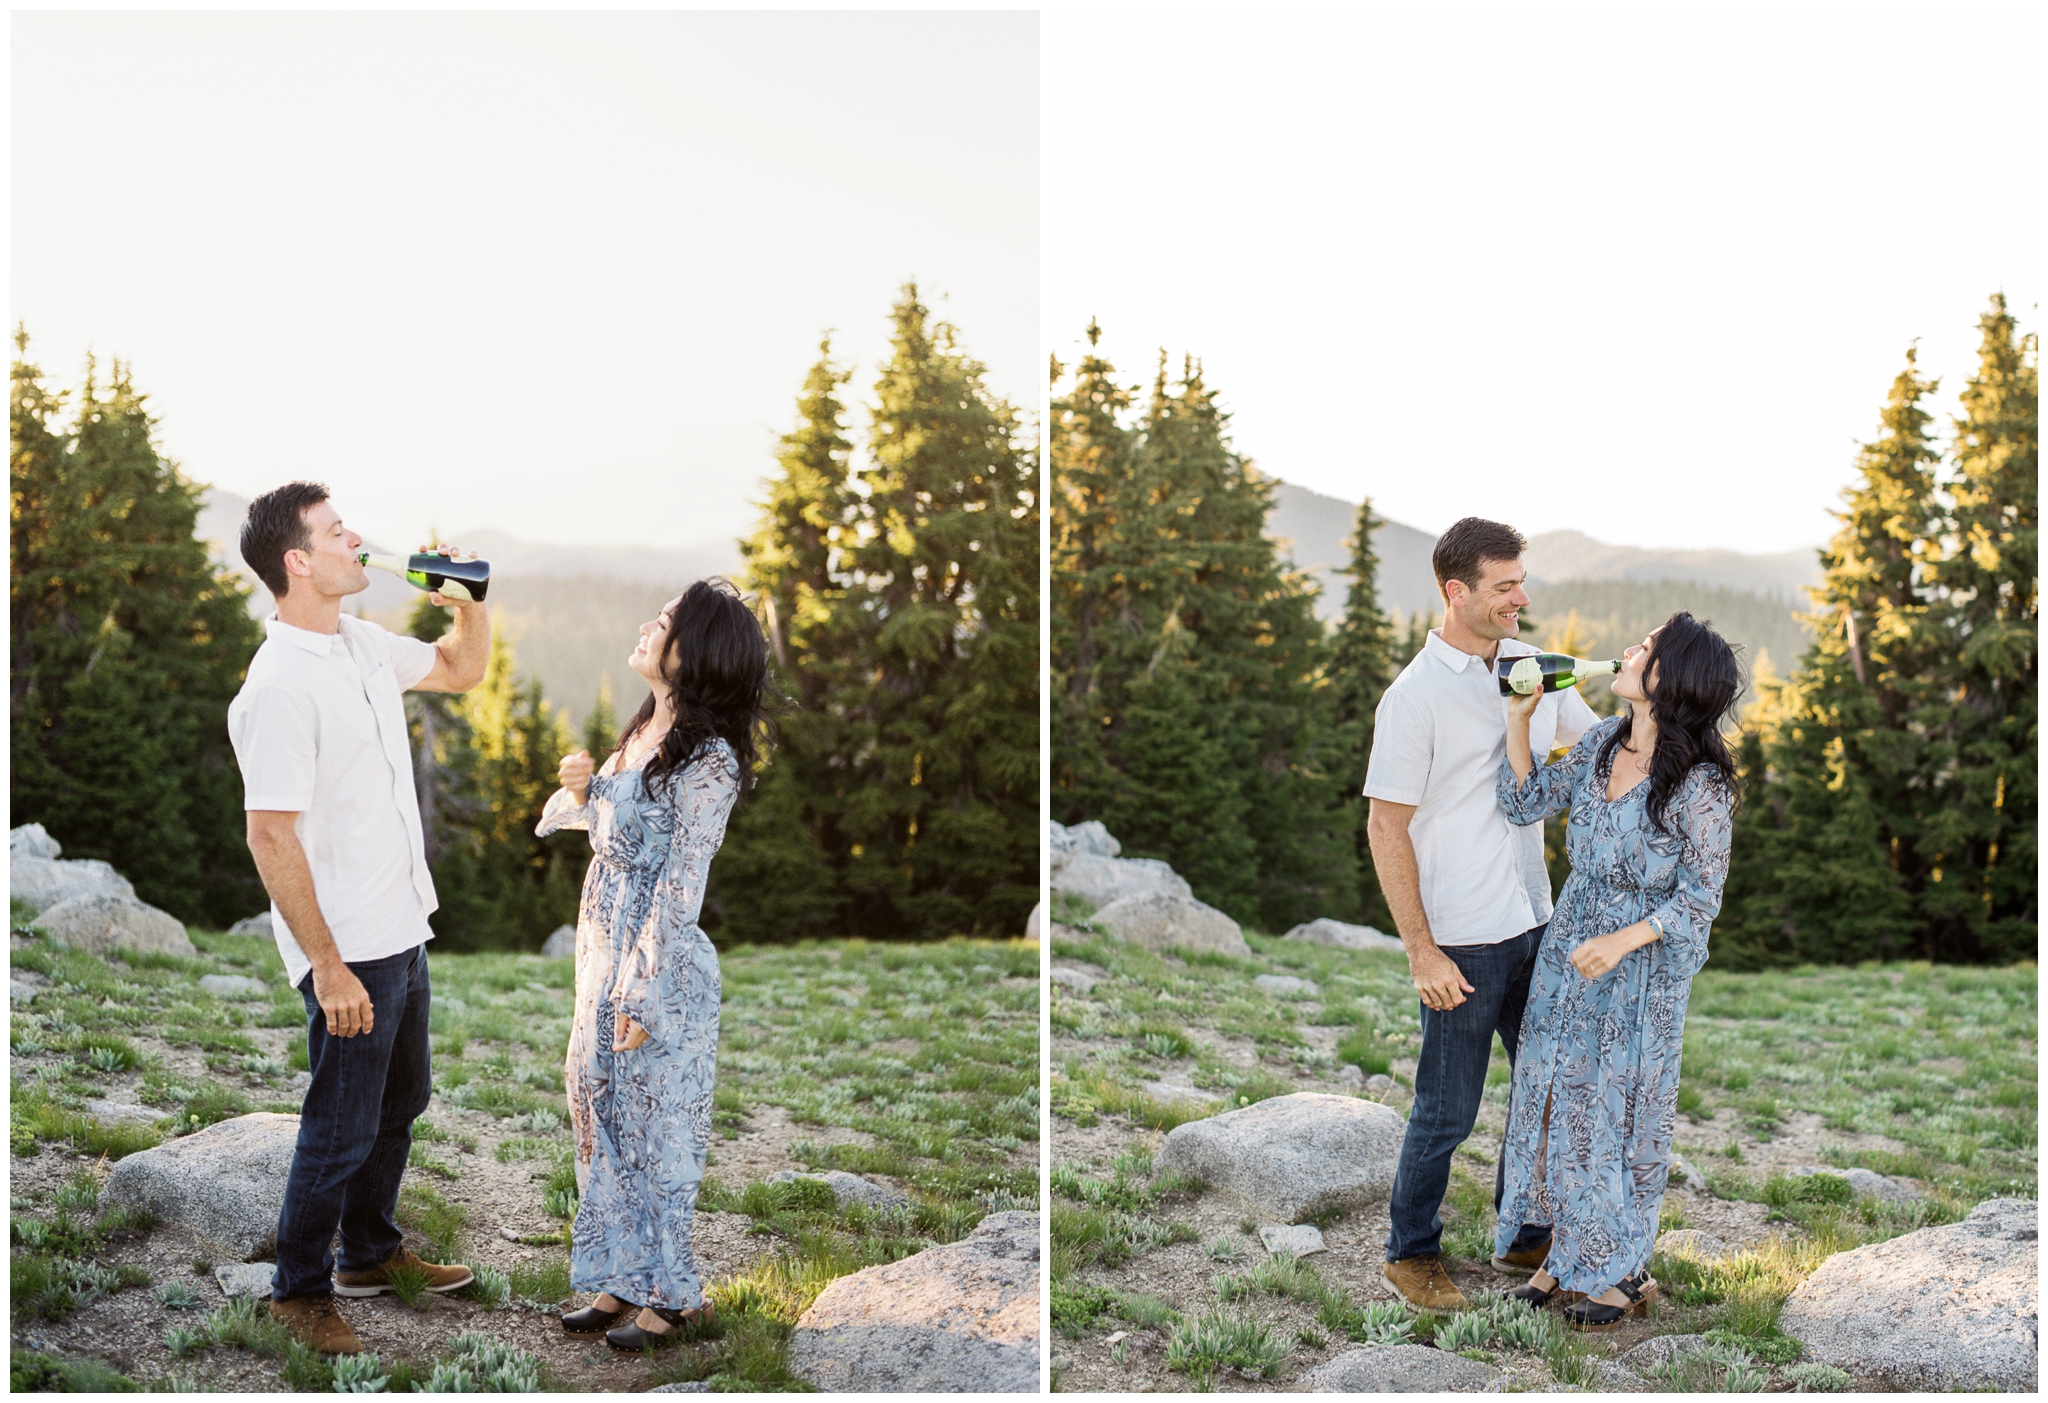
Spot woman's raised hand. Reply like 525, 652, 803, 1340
1506, 685, 1542, 725
559, 749, 595, 804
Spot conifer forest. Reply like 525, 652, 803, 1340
1051, 296, 2036, 967
10, 287, 1040, 948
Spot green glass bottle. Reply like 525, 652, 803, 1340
358, 551, 491, 603
1497, 653, 1619, 697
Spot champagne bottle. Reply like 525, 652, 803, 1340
358, 551, 491, 603
1497, 653, 1619, 697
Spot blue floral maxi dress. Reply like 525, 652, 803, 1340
535, 740, 739, 1311
1491, 715, 1734, 1294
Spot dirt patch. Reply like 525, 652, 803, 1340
9, 1082, 806, 1390
8, 1216, 760, 1391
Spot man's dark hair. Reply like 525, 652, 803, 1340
241, 481, 331, 598
1432, 516, 1528, 600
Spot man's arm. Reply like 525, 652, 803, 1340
412, 597, 491, 694
1367, 798, 1476, 1012
245, 811, 375, 1037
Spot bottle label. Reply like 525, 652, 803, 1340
1508, 656, 1545, 695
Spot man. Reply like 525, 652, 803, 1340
1365, 516, 1597, 1311
227, 482, 489, 1355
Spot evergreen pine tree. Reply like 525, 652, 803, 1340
1918, 295, 2037, 958
581, 674, 617, 770
1716, 347, 1939, 964
10, 335, 264, 924
830, 287, 1038, 939
712, 343, 858, 938
429, 632, 578, 949
1393, 609, 1435, 669
1049, 336, 1349, 930
1327, 499, 1397, 927
1049, 323, 1139, 828
717, 292, 1036, 942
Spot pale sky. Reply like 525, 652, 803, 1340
1045, 4, 2038, 554
13, 10, 1037, 552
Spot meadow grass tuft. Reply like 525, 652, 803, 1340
10, 1349, 140, 1392
397, 1182, 469, 1264
1166, 1306, 1292, 1388
382, 1256, 437, 1308
1214, 1251, 1325, 1305
508, 1255, 572, 1307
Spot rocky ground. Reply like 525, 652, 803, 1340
1048, 918, 2034, 1394
11, 920, 1041, 1392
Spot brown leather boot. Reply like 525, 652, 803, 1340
1491, 1238, 1552, 1274
1382, 1254, 1472, 1311
268, 1295, 364, 1355
333, 1249, 475, 1297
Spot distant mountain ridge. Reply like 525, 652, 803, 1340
1265, 479, 1823, 621
198, 490, 742, 603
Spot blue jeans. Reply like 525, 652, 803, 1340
273, 944, 433, 1301
1386, 924, 1548, 1262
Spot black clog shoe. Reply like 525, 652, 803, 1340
561, 1299, 634, 1335
1562, 1273, 1657, 1332
605, 1304, 713, 1352
1508, 1274, 1565, 1307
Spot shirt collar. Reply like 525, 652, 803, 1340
265, 614, 341, 656
1424, 628, 1483, 672
1425, 628, 1539, 673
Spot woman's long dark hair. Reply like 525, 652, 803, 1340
619, 577, 770, 796
1597, 611, 1743, 833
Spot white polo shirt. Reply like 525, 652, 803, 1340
227, 614, 440, 988
1364, 629, 1597, 946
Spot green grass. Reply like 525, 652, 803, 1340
9, 1166, 157, 1325
1051, 1146, 1204, 1274
397, 1182, 470, 1264
1439, 1162, 1496, 1262
1165, 1306, 1292, 1389
1214, 1251, 1325, 1304
1051, 1277, 1120, 1334
159, 1297, 551, 1392
11, 1348, 140, 1392
407, 1142, 461, 1180
1051, 926, 1425, 1141
12, 917, 1036, 1393
160, 1293, 330, 1389
383, 1256, 438, 1308
508, 1255, 571, 1307
7, 1077, 164, 1160
1333, 1028, 1393, 1076
1680, 962, 2035, 1200
1053, 929, 2036, 1211
1052, 915, 2035, 1388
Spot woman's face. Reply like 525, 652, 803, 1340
1611, 626, 1664, 703
628, 596, 684, 686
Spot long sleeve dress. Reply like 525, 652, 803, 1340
1491, 715, 1734, 1294
535, 739, 740, 1311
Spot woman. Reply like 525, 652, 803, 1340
1492, 612, 1741, 1331
535, 577, 767, 1350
